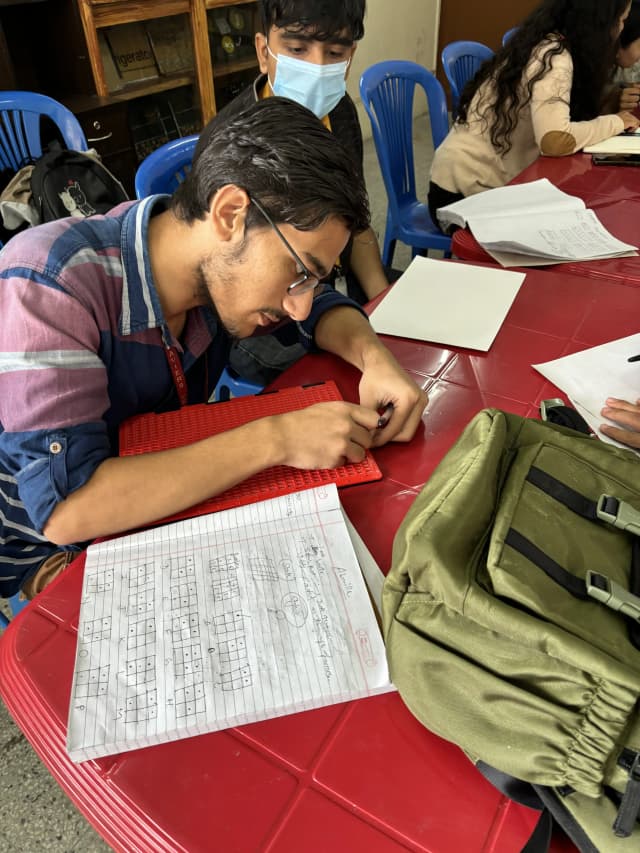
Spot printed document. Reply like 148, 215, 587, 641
368, 257, 524, 351
469, 208, 637, 267
436, 178, 637, 266
533, 332, 640, 453
67, 485, 392, 762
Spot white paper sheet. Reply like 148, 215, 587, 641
533, 333, 640, 453
436, 178, 584, 230
584, 132, 640, 155
67, 484, 392, 762
368, 257, 525, 351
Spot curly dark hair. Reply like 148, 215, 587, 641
457, 0, 630, 154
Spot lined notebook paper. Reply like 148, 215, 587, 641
67, 484, 392, 762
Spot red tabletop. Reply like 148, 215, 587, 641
451, 153, 640, 284
1, 263, 631, 853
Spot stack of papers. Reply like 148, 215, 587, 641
533, 332, 640, 453
368, 257, 524, 351
436, 179, 638, 267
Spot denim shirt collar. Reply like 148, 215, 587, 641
118, 194, 172, 341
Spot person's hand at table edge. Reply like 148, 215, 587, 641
600, 397, 640, 449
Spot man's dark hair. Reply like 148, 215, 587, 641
172, 97, 370, 234
260, 0, 365, 42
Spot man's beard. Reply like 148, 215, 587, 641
193, 267, 235, 339
195, 247, 289, 340
194, 251, 242, 340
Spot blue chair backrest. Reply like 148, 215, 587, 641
0, 91, 87, 173
134, 134, 199, 198
360, 60, 449, 220
441, 40, 494, 114
502, 27, 519, 47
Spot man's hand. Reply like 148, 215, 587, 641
272, 401, 380, 468
312, 304, 427, 446
616, 109, 640, 131
357, 346, 428, 447
619, 85, 640, 113
600, 397, 640, 449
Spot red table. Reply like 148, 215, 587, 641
451, 153, 640, 284
2, 263, 633, 852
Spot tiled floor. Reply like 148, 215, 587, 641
0, 113, 436, 852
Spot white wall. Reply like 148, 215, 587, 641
347, 0, 441, 137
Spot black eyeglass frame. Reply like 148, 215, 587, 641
251, 197, 322, 296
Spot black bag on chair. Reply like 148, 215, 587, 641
30, 145, 128, 223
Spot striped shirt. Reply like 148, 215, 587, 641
0, 195, 360, 596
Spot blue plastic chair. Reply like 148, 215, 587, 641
214, 365, 265, 402
441, 40, 495, 117
134, 134, 199, 198
359, 60, 452, 267
502, 27, 519, 47
135, 134, 263, 399
0, 91, 87, 173
0, 592, 30, 630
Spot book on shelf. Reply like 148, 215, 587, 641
66, 484, 392, 762
436, 178, 638, 267
145, 17, 194, 76
98, 32, 123, 92
105, 23, 159, 85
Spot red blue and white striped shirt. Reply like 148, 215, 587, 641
0, 195, 360, 595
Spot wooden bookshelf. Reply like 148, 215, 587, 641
76, 0, 259, 124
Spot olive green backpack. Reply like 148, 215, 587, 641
383, 409, 640, 852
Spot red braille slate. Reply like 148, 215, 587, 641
119, 380, 382, 523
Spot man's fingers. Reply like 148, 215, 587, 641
600, 424, 640, 449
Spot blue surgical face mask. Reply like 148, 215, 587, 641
267, 45, 350, 119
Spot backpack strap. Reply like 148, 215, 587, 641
613, 752, 640, 838
505, 466, 640, 644
526, 466, 596, 518
475, 763, 553, 853
532, 786, 599, 853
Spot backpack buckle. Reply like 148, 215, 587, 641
586, 571, 640, 624
596, 494, 640, 536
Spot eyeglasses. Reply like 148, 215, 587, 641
251, 197, 322, 296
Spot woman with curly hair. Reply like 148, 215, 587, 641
428, 0, 639, 226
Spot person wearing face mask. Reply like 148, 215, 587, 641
194, 1, 392, 386
195, 1, 391, 313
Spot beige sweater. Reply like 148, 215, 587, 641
431, 40, 624, 197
